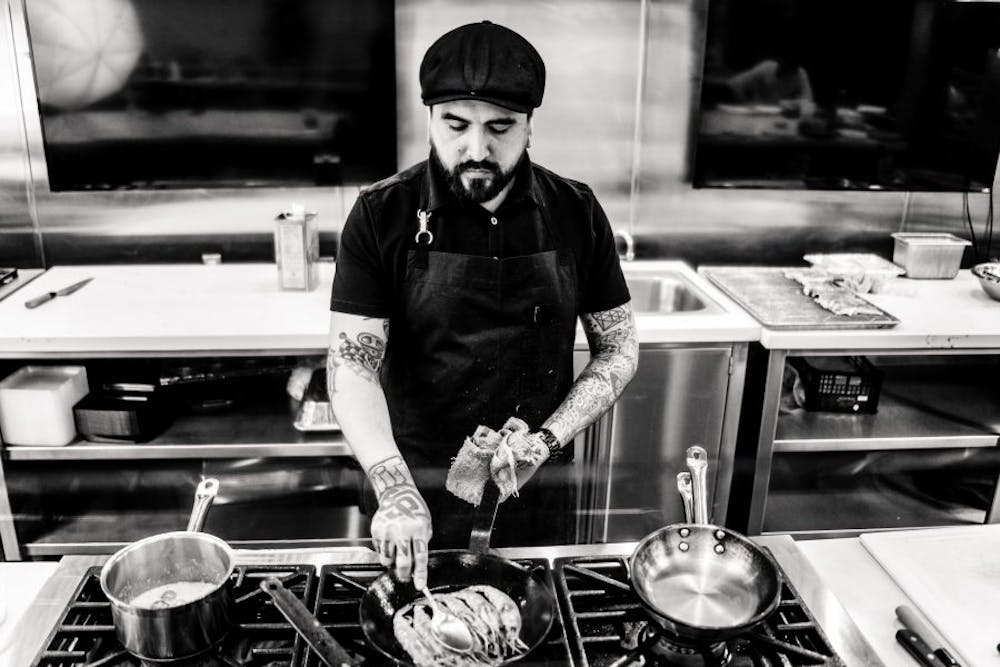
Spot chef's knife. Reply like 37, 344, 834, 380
896, 605, 963, 667
24, 277, 93, 309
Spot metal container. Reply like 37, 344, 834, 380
99, 479, 235, 662
891, 233, 971, 279
274, 204, 319, 291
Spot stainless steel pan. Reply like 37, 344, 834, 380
99, 478, 236, 662
629, 447, 782, 643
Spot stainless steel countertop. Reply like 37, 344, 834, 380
10, 536, 883, 666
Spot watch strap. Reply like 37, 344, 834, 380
537, 427, 562, 461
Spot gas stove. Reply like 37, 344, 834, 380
554, 555, 845, 667
26, 548, 850, 667
28, 559, 574, 667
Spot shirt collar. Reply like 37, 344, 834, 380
423, 153, 540, 214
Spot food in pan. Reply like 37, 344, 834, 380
393, 584, 527, 666
129, 581, 217, 609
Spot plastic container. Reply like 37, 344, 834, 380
0, 365, 89, 446
891, 233, 971, 279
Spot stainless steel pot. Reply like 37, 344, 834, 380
99, 478, 236, 662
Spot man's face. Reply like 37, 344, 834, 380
428, 100, 532, 204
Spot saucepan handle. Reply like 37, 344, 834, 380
686, 446, 709, 524
261, 577, 356, 667
186, 478, 219, 532
676, 472, 694, 523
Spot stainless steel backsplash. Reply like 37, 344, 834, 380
0, 0, 993, 268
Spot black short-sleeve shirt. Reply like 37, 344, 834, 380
330, 155, 630, 318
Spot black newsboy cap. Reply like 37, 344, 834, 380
420, 21, 545, 113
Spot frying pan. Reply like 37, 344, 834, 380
628, 447, 782, 643
359, 482, 557, 665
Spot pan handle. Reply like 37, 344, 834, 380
469, 481, 501, 554
676, 472, 694, 523
260, 577, 356, 667
186, 478, 219, 532
685, 446, 709, 524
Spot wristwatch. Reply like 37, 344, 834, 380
536, 428, 563, 462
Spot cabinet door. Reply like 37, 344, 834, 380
580, 346, 732, 542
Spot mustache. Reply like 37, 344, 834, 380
459, 160, 500, 174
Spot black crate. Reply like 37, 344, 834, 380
788, 356, 883, 413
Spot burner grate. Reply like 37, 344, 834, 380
310, 558, 576, 666
554, 556, 845, 667
30, 564, 316, 667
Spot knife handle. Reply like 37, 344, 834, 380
896, 630, 947, 667
24, 292, 54, 309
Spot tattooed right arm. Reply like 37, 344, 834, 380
327, 312, 431, 587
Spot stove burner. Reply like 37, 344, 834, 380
555, 556, 844, 667
636, 623, 732, 667
30, 564, 315, 667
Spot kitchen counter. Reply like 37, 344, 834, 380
0, 261, 759, 355
755, 271, 1000, 350
7, 536, 881, 666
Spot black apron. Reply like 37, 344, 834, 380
363, 192, 579, 547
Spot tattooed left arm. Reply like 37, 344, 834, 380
541, 302, 639, 447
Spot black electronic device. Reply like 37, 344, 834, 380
788, 356, 883, 414
22, 0, 396, 191
693, 0, 1000, 192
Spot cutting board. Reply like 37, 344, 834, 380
860, 525, 1000, 666
700, 266, 899, 329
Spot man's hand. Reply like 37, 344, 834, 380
367, 455, 432, 589
493, 431, 550, 501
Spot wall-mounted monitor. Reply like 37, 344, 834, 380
692, 0, 1000, 192
23, 0, 396, 191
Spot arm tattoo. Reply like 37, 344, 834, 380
328, 319, 387, 388
544, 306, 639, 442
367, 455, 429, 520
368, 455, 410, 497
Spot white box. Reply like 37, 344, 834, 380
0, 366, 89, 446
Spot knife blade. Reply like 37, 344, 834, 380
896, 605, 963, 667
24, 278, 93, 309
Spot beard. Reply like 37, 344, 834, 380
430, 147, 521, 204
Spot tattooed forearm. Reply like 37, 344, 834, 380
543, 305, 639, 442
328, 319, 387, 390
367, 455, 413, 498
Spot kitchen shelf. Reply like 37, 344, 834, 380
763, 484, 984, 535
774, 393, 999, 452
4, 396, 349, 461
18, 503, 370, 558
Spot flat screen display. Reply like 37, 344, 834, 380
23, 0, 396, 190
693, 0, 1000, 191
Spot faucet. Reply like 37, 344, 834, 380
613, 228, 635, 262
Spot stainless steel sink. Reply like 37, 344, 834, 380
624, 272, 720, 314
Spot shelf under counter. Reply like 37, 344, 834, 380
774, 393, 999, 452
3, 395, 350, 460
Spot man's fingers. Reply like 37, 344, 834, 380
373, 539, 394, 567
394, 536, 413, 582
412, 538, 429, 590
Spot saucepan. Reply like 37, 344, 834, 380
99, 478, 236, 662
629, 446, 782, 644
359, 482, 557, 665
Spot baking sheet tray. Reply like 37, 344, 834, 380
701, 266, 900, 330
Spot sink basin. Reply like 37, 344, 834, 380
625, 272, 719, 314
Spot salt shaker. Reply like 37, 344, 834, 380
274, 203, 319, 290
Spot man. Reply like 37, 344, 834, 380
327, 21, 638, 591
